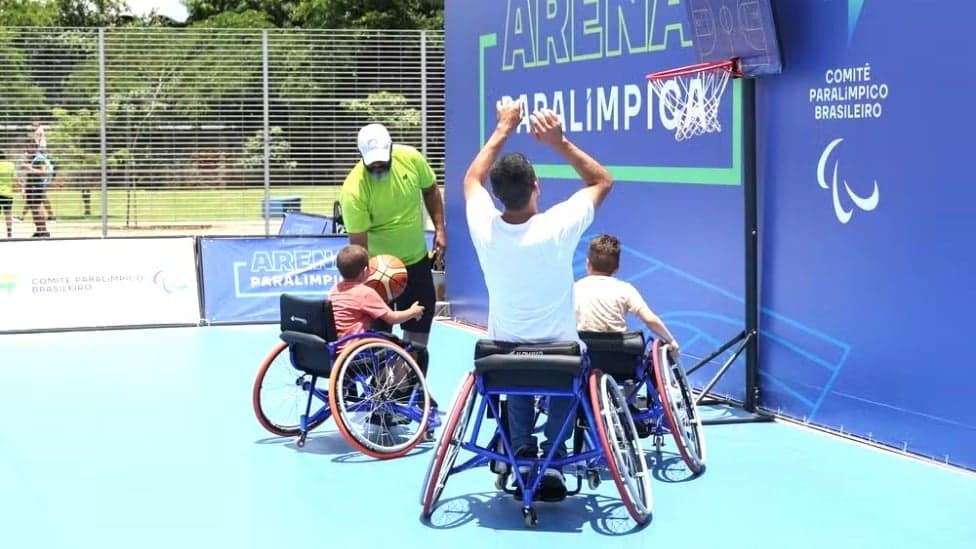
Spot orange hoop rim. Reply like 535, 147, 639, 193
645, 58, 742, 81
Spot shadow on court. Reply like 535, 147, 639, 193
424, 491, 649, 535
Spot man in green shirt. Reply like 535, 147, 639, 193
339, 123, 446, 346
0, 155, 15, 238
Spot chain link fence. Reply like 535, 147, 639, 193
0, 27, 445, 237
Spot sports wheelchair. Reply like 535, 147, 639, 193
252, 294, 439, 459
420, 338, 654, 527
580, 331, 707, 475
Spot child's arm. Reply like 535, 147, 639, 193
635, 307, 680, 355
379, 301, 425, 326
625, 282, 680, 356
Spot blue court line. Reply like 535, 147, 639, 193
762, 332, 843, 374
665, 321, 725, 349
810, 346, 852, 420
609, 240, 853, 351
824, 386, 976, 431
574, 236, 855, 421
756, 372, 818, 409
622, 265, 662, 282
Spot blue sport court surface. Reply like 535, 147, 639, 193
2, 321, 974, 548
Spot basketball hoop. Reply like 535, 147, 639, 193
646, 59, 741, 142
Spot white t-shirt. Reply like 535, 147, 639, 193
466, 186, 594, 343
34, 126, 46, 150
574, 275, 649, 332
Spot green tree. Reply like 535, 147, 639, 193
0, 0, 58, 26
294, 0, 437, 29
240, 126, 296, 176
0, 30, 46, 127
340, 91, 420, 136
188, 8, 275, 29
54, 0, 128, 27
185, 1, 297, 27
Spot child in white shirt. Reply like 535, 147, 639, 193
574, 234, 681, 357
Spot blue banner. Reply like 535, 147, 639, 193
757, 0, 976, 470
199, 237, 347, 324
446, 0, 749, 399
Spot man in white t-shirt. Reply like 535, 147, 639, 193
574, 234, 680, 355
464, 97, 613, 501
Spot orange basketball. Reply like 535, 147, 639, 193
364, 254, 409, 302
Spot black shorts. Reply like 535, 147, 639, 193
24, 184, 44, 207
371, 254, 436, 335
0, 195, 11, 212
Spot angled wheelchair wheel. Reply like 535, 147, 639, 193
589, 370, 653, 525
328, 337, 432, 460
253, 342, 329, 436
421, 372, 476, 519
652, 340, 707, 474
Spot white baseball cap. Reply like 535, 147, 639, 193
357, 123, 392, 166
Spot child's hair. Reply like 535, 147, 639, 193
587, 234, 621, 274
336, 244, 369, 280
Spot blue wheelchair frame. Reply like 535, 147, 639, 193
253, 293, 439, 457
578, 330, 706, 474
421, 339, 652, 527
455, 359, 605, 500
285, 332, 433, 441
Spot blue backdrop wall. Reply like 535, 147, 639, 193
445, 0, 751, 401
756, 0, 976, 470
445, 0, 975, 470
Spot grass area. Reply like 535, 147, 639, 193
13, 185, 343, 224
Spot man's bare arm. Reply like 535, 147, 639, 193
422, 185, 445, 233
348, 232, 367, 249
463, 98, 525, 201
530, 110, 613, 208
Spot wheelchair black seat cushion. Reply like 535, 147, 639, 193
473, 339, 584, 391
578, 331, 646, 380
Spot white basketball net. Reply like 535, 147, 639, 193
648, 64, 733, 142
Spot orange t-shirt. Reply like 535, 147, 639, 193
329, 280, 391, 338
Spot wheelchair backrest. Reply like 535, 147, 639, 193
279, 294, 338, 342
279, 294, 338, 375
578, 330, 646, 381
473, 340, 583, 391
474, 340, 581, 359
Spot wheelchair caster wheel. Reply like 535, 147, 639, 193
490, 462, 510, 475
586, 470, 601, 490
494, 473, 509, 491
522, 507, 538, 528
297, 434, 307, 448
653, 434, 664, 453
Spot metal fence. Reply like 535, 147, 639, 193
0, 27, 445, 237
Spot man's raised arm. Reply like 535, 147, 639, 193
463, 97, 525, 201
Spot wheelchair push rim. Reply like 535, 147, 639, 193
589, 370, 654, 524
328, 337, 433, 460
252, 341, 329, 437
421, 371, 477, 519
652, 340, 707, 474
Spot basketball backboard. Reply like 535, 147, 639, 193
686, 0, 784, 76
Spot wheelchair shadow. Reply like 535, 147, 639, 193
253, 433, 434, 463
646, 450, 702, 484
423, 491, 650, 535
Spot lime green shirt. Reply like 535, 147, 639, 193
339, 144, 435, 265
0, 160, 14, 196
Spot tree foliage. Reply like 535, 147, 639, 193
1, 0, 444, 190
294, 0, 441, 30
